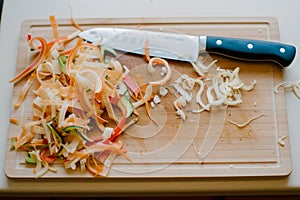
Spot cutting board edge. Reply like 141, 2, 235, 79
5, 17, 291, 179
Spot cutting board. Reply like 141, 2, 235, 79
5, 17, 291, 178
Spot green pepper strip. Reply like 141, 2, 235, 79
25, 152, 37, 165
46, 123, 63, 155
58, 55, 68, 75
62, 125, 94, 143
101, 46, 117, 63
61, 125, 85, 132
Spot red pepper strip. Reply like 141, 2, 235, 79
9, 37, 47, 83
109, 95, 120, 105
40, 147, 57, 164
108, 116, 127, 142
123, 74, 140, 96
27, 33, 32, 42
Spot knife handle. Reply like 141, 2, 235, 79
205, 36, 296, 68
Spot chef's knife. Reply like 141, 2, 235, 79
78, 28, 296, 68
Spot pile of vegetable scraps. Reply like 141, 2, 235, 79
9, 15, 256, 178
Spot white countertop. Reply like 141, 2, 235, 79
1, 0, 300, 196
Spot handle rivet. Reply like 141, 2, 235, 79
247, 43, 254, 49
280, 48, 286, 53
216, 40, 222, 45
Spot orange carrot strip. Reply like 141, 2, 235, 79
37, 30, 81, 51
88, 144, 132, 162
13, 73, 37, 108
10, 118, 19, 124
10, 37, 47, 83
144, 39, 165, 65
144, 39, 151, 62
71, 17, 84, 31
86, 157, 103, 176
137, 88, 156, 125
59, 37, 83, 55
14, 131, 35, 150
135, 75, 157, 125
49, 15, 58, 40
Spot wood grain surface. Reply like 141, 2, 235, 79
5, 17, 291, 178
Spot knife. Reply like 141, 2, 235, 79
78, 27, 296, 68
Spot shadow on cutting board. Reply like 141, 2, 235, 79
0, 0, 3, 21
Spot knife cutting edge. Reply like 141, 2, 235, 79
78, 27, 297, 68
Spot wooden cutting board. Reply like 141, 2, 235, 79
5, 17, 291, 178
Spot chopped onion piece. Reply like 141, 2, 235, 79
278, 135, 287, 147
102, 127, 114, 140
159, 85, 168, 96
227, 113, 265, 128
173, 100, 186, 120
153, 95, 161, 104
171, 84, 192, 102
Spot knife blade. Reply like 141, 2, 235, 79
78, 27, 296, 68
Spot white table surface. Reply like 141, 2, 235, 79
1, 0, 300, 196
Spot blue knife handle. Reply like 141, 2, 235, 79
205, 36, 296, 68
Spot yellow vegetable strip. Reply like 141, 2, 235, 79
13, 73, 37, 108
227, 113, 265, 128
101, 84, 117, 121
14, 130, 35, 150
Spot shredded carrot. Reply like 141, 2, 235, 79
144, 39, 164, 65
49, 15, 58, 40
10, 118, 19, 124
144, 39, 151, 62
86, 157, 103, 176
14, 73, 36, 108
71, 17, 84, 31
10, 37, 48, 83
14, 131, 35, 150
135, 75, 157, 125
